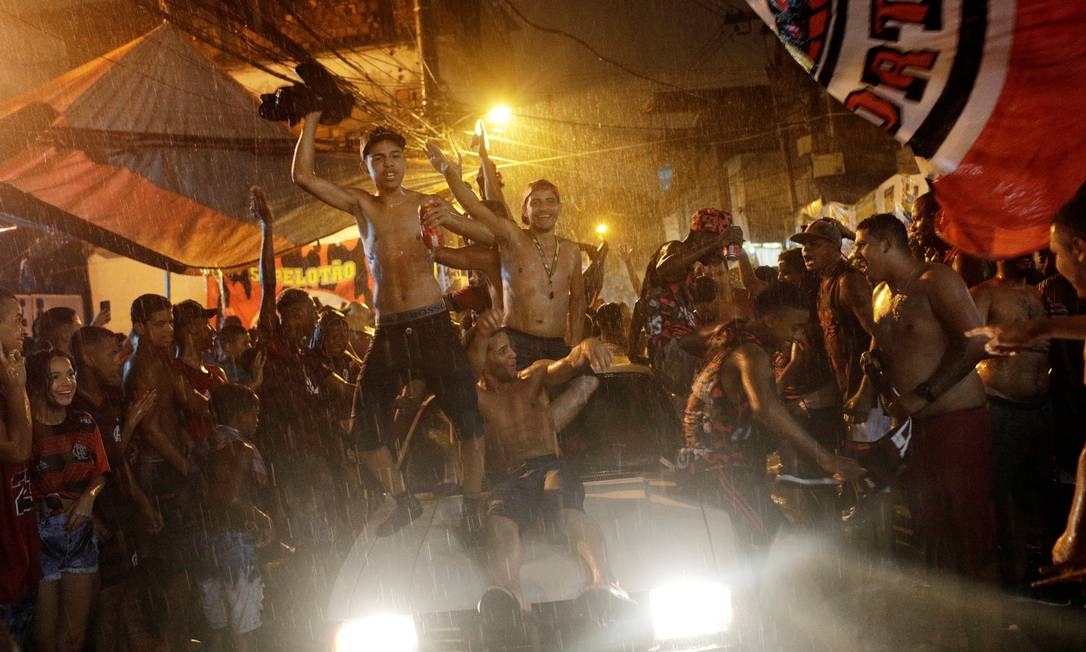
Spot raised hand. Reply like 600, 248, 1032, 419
91, 308, 112, 327
475, 309, 502, 339
425, 140, 461, 177
718, 225, 745, 247
0, 347, 26, 391
250, 349, 267, 388
250, 186, 273, 224
476, 120, 490, 162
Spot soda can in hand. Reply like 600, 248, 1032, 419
419, 200, 444, 250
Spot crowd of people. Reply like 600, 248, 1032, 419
1, 103, 1085, 652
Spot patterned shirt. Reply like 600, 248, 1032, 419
683, 321, 766, 465
641, 241, 698, 364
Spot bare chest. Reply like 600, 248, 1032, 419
503, 239, 577, 300
987, 287, 1045, 325
362, 210, 432, 273
873, 286, 940, 344
480, 381, 547, 415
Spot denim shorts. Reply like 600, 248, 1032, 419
194, 531, 263, 633
38, 511, 98, 582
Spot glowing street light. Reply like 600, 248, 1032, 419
595, 223, 608, 236
486, 104, 514, 126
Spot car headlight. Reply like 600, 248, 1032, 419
649, 580, 732, 641
335, 613, 418, 652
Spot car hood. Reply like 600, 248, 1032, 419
328, 475, 740, 622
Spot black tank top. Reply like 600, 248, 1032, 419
818, 261, 871, 399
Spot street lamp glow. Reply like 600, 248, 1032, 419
487, 104, 513, 126
595, 223, 608, 236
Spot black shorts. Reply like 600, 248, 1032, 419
352, 303, 484, 451
504, 328, 571, 371
487, 455, 585, 530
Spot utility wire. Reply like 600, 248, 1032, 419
499, 0, 699, 96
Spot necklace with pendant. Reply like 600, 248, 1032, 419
530, 232, 561, 300
890, 266, 923, 319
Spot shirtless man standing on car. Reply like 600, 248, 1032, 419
292, 112, 485, 536
425, 142, 586, 369
465, 309, 621, 625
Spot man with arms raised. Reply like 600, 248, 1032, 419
292, 114, 485, 535
425, 142, 586, 369
852, 213, 996, 645
970, 255, 1054, 590
466, 309, 623, 627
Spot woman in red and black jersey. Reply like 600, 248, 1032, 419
27, 350, 109, 652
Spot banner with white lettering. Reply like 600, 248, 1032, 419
206, 238, 373, 328
748, 0, 1086, 257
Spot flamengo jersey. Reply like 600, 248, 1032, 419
1, 462, 40, 603
31, 410, 110, 500
748, 0, 1086, 258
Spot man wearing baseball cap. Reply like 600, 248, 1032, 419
627, 208, 743, 395
790, 219, 875, 424
171, 300, 226, 444
292, 114, 486, 537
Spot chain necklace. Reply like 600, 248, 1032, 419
889, 265, 924, 319
529, 231, 561, 299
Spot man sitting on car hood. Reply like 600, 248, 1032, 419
466, 309, 628, 621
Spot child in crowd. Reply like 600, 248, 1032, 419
188, 384, 273, 652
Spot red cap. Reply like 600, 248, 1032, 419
689, 208, 733, 234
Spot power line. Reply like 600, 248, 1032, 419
511, 112, 671, 133
499, 0, 699, 96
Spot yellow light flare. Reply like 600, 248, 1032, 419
595, 223, 608, 236
487, 104, 514, 126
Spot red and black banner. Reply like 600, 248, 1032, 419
751, 0, 1086, 257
